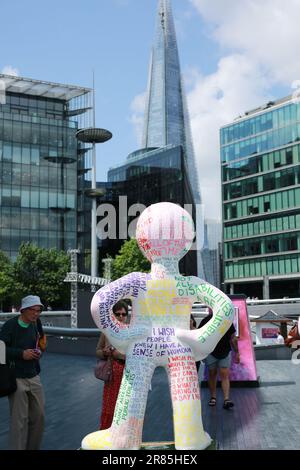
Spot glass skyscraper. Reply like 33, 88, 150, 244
221, 96, 300, 298
142, 0, 200, 205
139, 0, 211, 279
104, 145, 197, 275
0, 74, 92, 261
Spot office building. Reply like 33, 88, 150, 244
99, 145, 197, 275
221, 96, 300, 298
0, 74, 92, 262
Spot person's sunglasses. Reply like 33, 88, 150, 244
115, 312, 127, 318
29, 308, 42, 313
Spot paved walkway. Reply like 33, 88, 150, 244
0, 354, 299, 450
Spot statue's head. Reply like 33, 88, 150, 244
136, 202, 195, 263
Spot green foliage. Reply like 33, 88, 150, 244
112, 238, 150, 280
0, 251, 15, 308
13, 243, 70, 309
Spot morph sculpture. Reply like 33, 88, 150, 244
82, 202, 234, 450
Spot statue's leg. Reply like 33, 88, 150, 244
81, 356, 155, 450
166, 354, 211, 450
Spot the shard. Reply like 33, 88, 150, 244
142, 0, 205, 276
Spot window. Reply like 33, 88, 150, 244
264, 174, 275, 191
3, 143, 12, 160
248, 205, 259, 215
249, 241, 261, 255
266, 239, 279, 253
231, 205, 237, 218
286, 148, 293, 165
284, 236, 297, 251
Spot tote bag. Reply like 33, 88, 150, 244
94, 358, 113, 383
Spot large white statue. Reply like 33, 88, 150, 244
82, 202, 234, 450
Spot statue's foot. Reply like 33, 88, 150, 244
175, 432, 212, 451
81, 428, 140, 450
198, 432, 212, 450
81, 429, 113, 450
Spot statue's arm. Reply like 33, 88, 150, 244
91, 272, 150, 353
176, 277, 234, 360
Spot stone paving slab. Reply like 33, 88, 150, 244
0, 354, 299, 450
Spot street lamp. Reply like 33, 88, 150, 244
76, 127, 112, 286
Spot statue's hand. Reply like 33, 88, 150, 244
176, 328, 210, 361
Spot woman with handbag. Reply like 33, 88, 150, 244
96, 300, 128, 430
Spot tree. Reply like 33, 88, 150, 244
0, 250, 15, 311
112, 238, 150, 280
13, 243, 70, 309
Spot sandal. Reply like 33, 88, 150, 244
223, 399, 234, 410
208, 397, 217, 406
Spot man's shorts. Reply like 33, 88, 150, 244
204, 352, 231, 370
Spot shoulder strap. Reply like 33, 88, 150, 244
36, 317, 44, 337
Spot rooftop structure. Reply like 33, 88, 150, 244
0, 74, 90, 101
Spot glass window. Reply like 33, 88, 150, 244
282, 191, 288, 209
3, 120, 12, 140
293, 145, 299, 163
271, 218, 277, 231
21, 190, 30, 207
255, 261, 261, 276
231, 204, 237, 219
273, 259, 279, 274
3, 143, 12, 160
30, 190, 39, 208
265, 219, 271, 233
270, 194, 277, 212
250, 261, 256, 277
282, 216, 289, 231
22, 122, 31, 143
22, 145, 30, 164
39, 191, 48, 209
277, 217, 283, 231
12, 144, 22, 163
31, 147, 40, 163
253, 222, 260, 235
275, 193, 282, 210
288, 190, 300, 207
291, 256, 299, 272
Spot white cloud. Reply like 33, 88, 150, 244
129, 91, 146, 145
190, 0, 300, 84
1, 65, 19, 76
185, 0, 300, 219
187, 54, 271, 219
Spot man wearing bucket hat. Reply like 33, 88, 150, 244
0, 295, 45, 449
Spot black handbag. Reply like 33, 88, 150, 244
0, 363, 17, 398
0, 320, 18, 398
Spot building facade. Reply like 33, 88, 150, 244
98, 145, 197, 275
142, 1, 200, 203
140, 0, 209, 278
201, 219, 222, 288
0, 74, 92, 261
221, 96, 300, 298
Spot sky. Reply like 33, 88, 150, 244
1, 0, 300, 220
